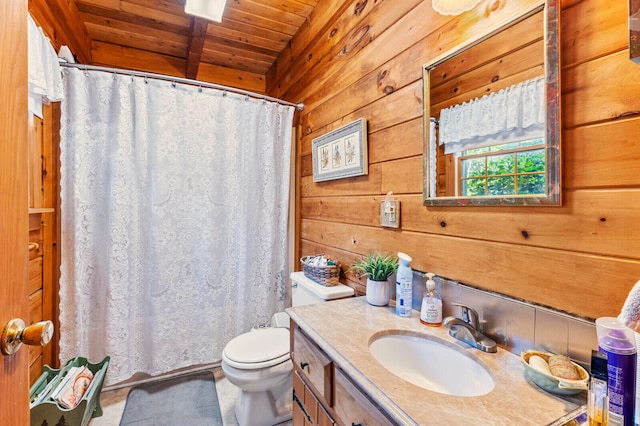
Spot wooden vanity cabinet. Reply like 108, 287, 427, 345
291, 321, 394, 426
333, 367, 394, 426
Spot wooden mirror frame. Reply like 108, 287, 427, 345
422, 0, 561, 206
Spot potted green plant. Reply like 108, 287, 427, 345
350, 252, 398, 306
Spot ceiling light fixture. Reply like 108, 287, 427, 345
432, 0, 481, 15
184, 0, 227, 22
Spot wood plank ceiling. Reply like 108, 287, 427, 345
32, 0, 318, 91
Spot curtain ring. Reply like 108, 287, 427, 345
172, 81, 176, 88
198, 85, 203, 93
222, 91, 227, 97
144, 75, 148, 84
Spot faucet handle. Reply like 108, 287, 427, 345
453, 303, 479, 330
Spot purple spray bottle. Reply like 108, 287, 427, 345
596, 317, 637, 426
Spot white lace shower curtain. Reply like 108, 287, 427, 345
59, 67, 294, 385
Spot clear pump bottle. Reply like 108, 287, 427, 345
420, 273, 442, 327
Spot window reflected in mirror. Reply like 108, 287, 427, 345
459, 138, 545, 197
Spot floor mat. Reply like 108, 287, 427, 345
119, 370, 222, 426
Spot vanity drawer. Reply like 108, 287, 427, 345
292, 325, 333, 406
333, 367, 393, 426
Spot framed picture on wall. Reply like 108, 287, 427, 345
312, 118, 368, 182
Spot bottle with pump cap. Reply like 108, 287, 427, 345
395, 252, 413, 317
420, 273, 442, 327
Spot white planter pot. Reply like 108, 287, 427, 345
366, 278, 390, 306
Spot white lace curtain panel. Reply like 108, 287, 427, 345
59, 67, 294, 385
438, 76, 545, 154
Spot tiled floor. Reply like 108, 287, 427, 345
89, 366, 292, 426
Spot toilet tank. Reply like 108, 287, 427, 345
290, 271, 354, 307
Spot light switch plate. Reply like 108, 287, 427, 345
380, 200, 400, 228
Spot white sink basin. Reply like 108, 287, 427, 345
369, 332, 495, 397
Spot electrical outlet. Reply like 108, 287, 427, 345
380, 200, 400, 228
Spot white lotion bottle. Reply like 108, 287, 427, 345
420, 272, 442, 327
395, 252, 413, 317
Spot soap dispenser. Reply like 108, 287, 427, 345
420, 273, 442, 327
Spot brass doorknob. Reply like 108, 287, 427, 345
1, 319, 54, 356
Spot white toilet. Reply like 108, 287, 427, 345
221, 271, 354, 426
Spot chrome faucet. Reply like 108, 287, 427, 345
444, 303, 497, 353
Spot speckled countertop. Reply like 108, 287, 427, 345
287, 296, 586, 426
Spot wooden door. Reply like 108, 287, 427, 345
0, 0, 31, 424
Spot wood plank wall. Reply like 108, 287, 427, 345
267, 0, 640, 320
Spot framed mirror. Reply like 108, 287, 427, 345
423, 0, 560, 206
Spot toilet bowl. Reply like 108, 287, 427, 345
221, 327, 292, 426
221, 272, 354, 426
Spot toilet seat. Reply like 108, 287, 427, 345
223, 327, 290, 370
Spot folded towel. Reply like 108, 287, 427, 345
619, 280, 640, 332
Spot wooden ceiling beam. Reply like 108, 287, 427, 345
29, 0, 92, 63
185, 17, 209, 80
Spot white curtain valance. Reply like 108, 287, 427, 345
28, 15, 64, 104
438, 76, 545, 154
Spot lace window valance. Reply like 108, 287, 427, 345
28, 14, 64, 116
438, 76, 545, 154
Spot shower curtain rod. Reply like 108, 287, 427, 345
59, 62, 304, 111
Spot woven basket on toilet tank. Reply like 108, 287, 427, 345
300, 255, 340, 286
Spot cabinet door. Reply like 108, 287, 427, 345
333, 367, 394, 426
293, 386, 308, 425
293, 370, 312, 425
293, 370, 335, 426
316, 402, 334, 426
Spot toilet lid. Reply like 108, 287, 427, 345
223, 328, 290, 370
